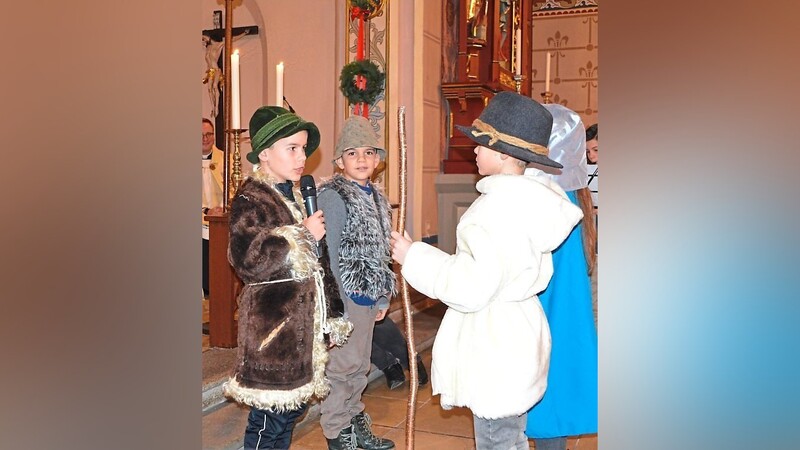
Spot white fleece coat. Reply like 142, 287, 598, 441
401, 171, 583, 419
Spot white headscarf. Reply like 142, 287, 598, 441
542, 104, 588, 192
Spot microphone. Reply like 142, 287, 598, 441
299, 175, 317, 217
300, 175, 322, 258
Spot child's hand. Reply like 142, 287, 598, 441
390, 230, 413, 265
375, 308, 388, 321
303, 210, 326, 241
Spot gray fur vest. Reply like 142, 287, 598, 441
319, 175, 398, 300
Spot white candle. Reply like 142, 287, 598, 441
275, 62, 284, 107
515, 29, 522, 76
545, 51, 551, 92
231, 49, 241, 129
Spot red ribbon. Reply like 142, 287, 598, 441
356, 15, 365, 60
352, 3, 371, 117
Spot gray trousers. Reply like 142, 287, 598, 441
320, 302, 378, 439
473, 414, 529, 450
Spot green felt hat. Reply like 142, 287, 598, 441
246, 106, 320, 164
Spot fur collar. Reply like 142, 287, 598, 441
249, 170, 306, 222
319, 175, 397, 300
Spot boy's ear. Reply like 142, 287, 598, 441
334, 157, 345, 170
257, 149, 269, 163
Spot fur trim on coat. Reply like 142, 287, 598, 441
319, 175, 397, 301
223, 173, 352, 411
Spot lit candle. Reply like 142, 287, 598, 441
515, 29, 522, 76
545, 51, 551, 92
231, 49, 241, 129
275, 62, 284, 107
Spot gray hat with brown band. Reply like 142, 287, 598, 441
455, 91, 560, 168
333, 116, 386, 162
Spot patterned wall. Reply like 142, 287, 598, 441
531, 0, 598, 128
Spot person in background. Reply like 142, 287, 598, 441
585, 123, 598, 164
585, 123, 598, 325
201, 118, 224, 296
524, 104, 598, 450
371, 314, 428, 390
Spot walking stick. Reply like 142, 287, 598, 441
396, 106, 417, 449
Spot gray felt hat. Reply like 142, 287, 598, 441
455, 91, 560, 168
333, 116, 386, 162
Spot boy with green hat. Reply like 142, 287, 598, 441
316, 115, 397, 450
224, 106, 353, 450
390, 92, 583, 450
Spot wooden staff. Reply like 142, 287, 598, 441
396, 106, 418, 449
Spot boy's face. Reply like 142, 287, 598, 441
335, 146, 380, 185
258, 130, 309, 182
586, 138, 598, 164
474, 145, 503, 176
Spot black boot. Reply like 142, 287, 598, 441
351, 411, 395, 450
383, 361, 405, 390
416, 357, 429, 386
326, 425, 357, 450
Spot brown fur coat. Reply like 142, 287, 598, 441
223, 173, 352, 412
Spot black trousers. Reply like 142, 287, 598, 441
371, 316, 412, 370
243, 404, 308, 450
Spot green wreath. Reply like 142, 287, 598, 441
339, 59, 385, 105
351, 0, 373, 9
350, 0, 379, 17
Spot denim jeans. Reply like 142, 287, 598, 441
473, 413, 529, 450
534, 437, 568, 450
243, 404, 308, 449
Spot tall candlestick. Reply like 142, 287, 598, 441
515, 29, 522, 76
231, 49, 241, 129
545, 52, 551, 92
275, 62, 284, 107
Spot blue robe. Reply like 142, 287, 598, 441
525, 190, 598, 438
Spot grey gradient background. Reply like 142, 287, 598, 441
2, 2, 799, 449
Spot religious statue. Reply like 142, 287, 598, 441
202, 33, 248, 119
467, 0, 487, 41
498, 0, 511, 66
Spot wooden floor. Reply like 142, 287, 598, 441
201, 298, 598, 449
289, 346, 598, 450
